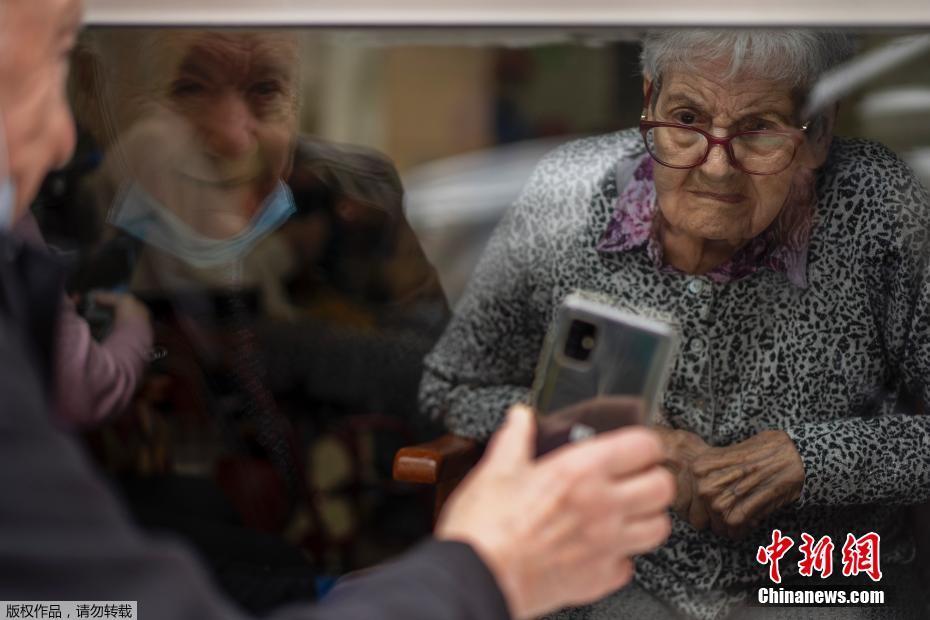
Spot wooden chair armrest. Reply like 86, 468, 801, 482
394, 434, 484, 522
393, 434, 482, 485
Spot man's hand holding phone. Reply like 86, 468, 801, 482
436, 403, 674, 620
535, 396, 648, 456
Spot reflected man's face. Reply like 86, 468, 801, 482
0, 0, 81, 217
107, 31, 299, 237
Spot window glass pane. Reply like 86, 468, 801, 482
22, 22, 930, 615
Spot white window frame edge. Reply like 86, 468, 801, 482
83, 0, 930, 28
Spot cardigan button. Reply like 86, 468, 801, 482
687, 278, 706, 295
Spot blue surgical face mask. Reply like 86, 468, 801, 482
109, 180, 296, 269
0, 118, 15, 231
0, 176, 14, 231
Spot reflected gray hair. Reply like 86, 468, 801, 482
640, 30, 857, 93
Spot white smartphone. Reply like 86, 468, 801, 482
531, 293, 678, 448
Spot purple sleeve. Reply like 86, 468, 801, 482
14, 211, 153, 426
54, 294, 153, 427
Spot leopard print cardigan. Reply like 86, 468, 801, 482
419, 128, 930, 619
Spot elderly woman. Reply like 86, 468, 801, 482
421, 30, 930, 618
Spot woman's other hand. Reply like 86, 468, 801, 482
692, 430, 805, 539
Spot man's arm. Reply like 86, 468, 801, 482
0, 323, 510, 620
2, 316, 675, 620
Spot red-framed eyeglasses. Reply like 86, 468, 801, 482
638, 84, 809, 176
639, 120, 808, 176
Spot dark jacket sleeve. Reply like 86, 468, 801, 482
317, 540, 510, 620
0, 322, 509, 620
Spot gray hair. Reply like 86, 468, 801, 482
640, 30, 857, 93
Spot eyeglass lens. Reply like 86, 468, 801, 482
644, 126, 796, 174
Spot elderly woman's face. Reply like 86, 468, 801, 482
647, 67, 815, 244
101, 30, 299, 238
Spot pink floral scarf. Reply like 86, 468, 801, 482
596, 155, 813, 288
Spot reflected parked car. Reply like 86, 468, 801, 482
403, 136, 571, 303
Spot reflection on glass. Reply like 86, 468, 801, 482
26, 24, 930, 617
54, 28, 453, 610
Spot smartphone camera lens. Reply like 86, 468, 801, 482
564, 319, 597, 362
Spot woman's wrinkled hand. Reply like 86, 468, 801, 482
653, 425, 713, 531
692, 430, 805, 539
